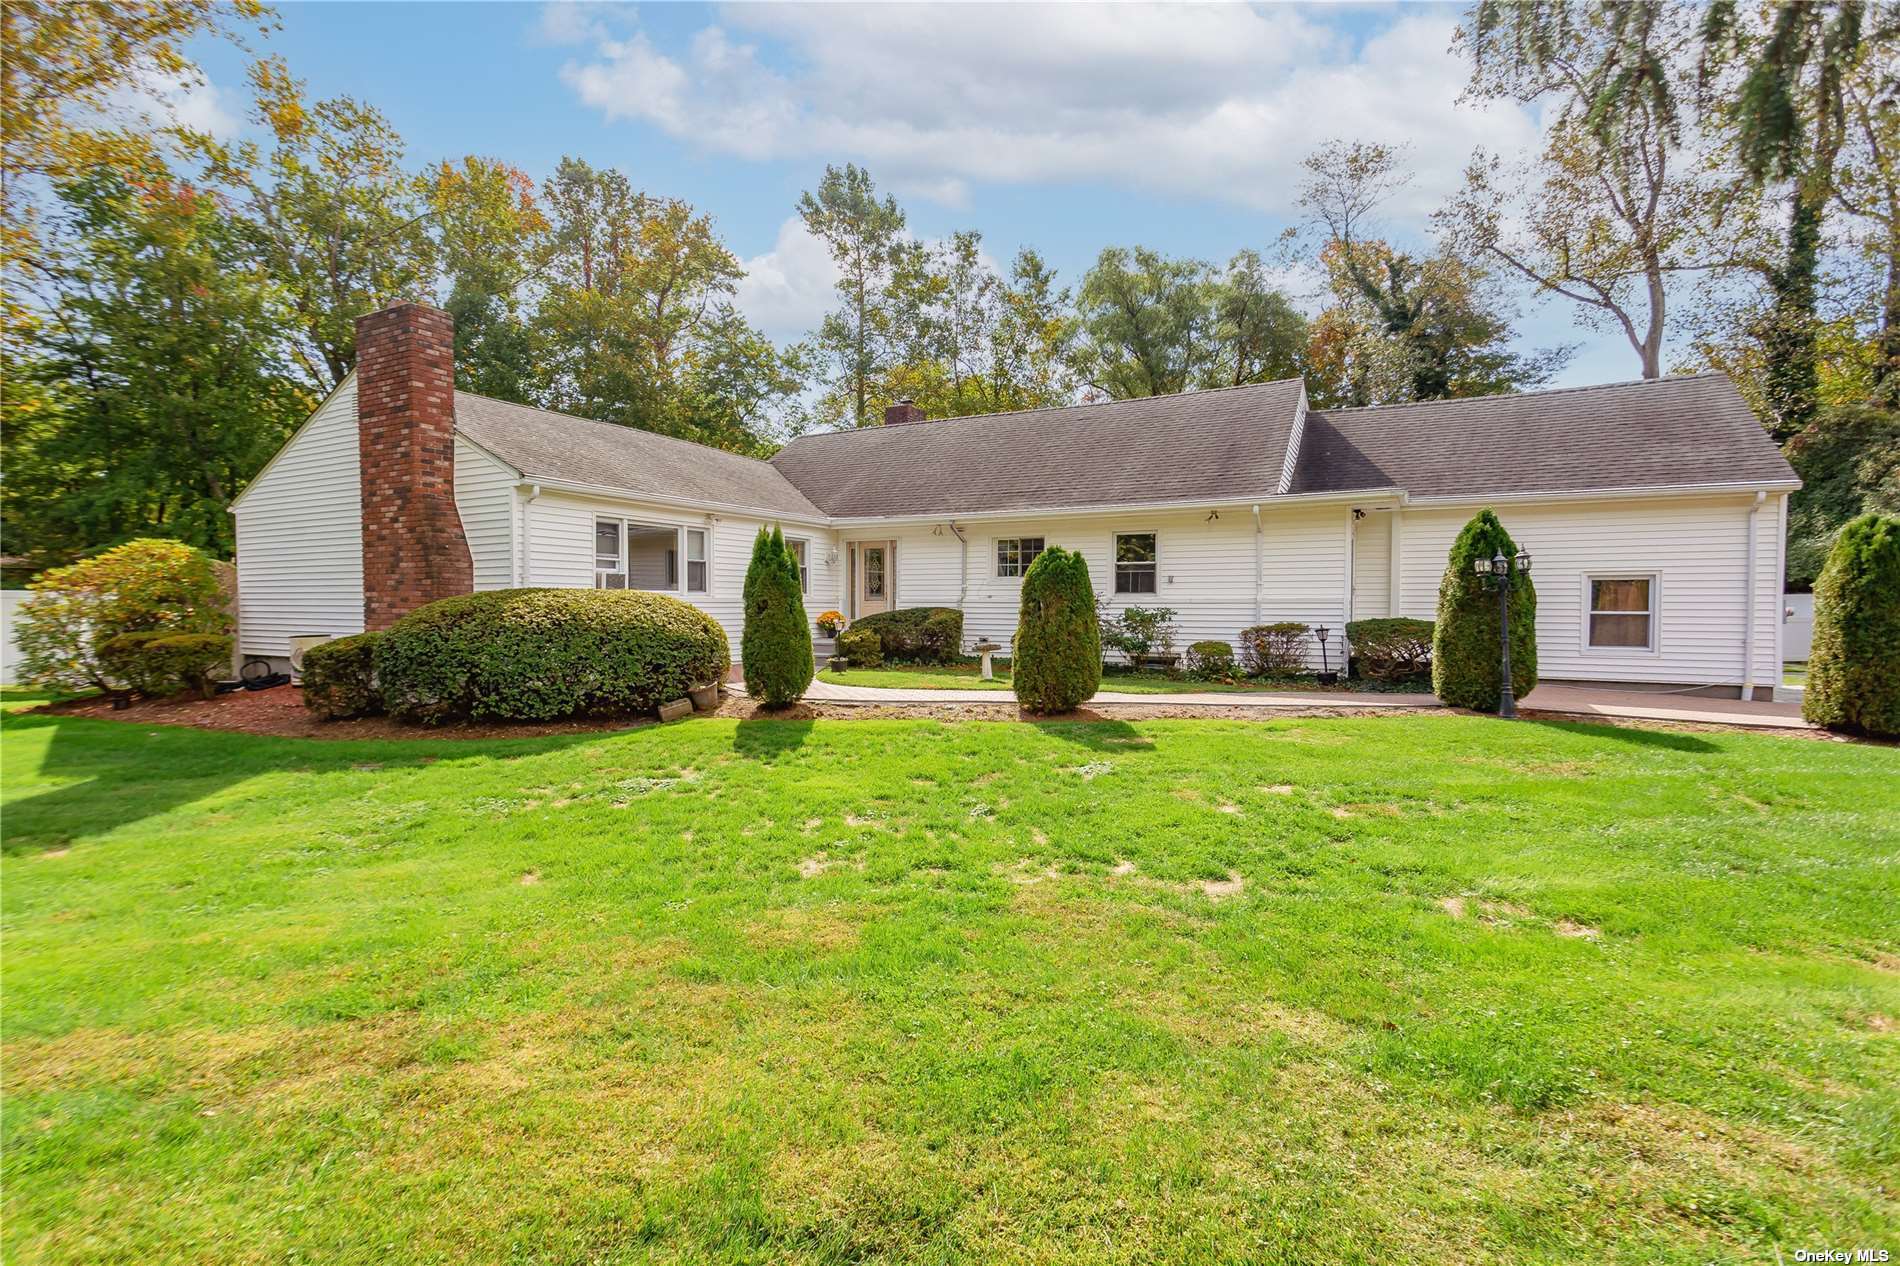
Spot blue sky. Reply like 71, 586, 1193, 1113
175, 1, 1661, 388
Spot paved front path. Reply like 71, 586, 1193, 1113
751, 677, 1814, 730
801, 677, 1437, 709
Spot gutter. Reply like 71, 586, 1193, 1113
505, 473, 832, 528
1743, 490, 1765, 698
828, 487, 1402, 528
1404, 479, 1800, 508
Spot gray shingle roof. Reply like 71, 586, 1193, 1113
770, 378, 1308, 518
1290, 374, 1795, 499
453, 392, 823, 519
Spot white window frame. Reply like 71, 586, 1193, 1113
1580, 572, 1660, 655
594, 516, 696, 595
684, 527, 709, 596
786, 535, 812, 594
1112, 530, 1160, 597
594, 519, 626, 590
993, 535, 1046, 580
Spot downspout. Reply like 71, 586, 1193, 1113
947, 522, 968, 610
1250, 504, 1262, 625
1743, 490, 1765, 700
516, 483, 542, 587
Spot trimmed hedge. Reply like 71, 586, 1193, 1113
1347, 617, 1433, 681
1237, 623, 1309, 676
378, 588, 730, 724
742, 526, 813, 707
98, 631, 232, 698
846, 607, 964, 664
301, 631, 384, 719
1432, 510, 1537, 711
1183, 639, 1236, 680
1803, 512, 1900, 737
1013, 546, 1100, 712
836, 627, 883, 669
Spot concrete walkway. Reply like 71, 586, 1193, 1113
749, 677, 1814, 730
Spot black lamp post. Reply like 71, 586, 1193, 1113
1473, 547, 1532, 717
1313, 625, 1336, 685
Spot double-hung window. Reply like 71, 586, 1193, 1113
594, 519, 710, 595
995, 537, 1045, 578
786, 537, 811, 593
1114, 532, 1158, 594
1587, 576, 1655, 650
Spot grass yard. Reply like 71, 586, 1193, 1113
816, 663, 1319, 694
3, 698, 1897, 1263
1786, 660, 1809, 686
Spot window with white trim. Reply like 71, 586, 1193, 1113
1587, 576, 1654, 649
787, 537, 811, 593
594, 518, 693, 594
685, 528, 709, 594
995, 537, 1045, 578
1114, 532, 1158, 594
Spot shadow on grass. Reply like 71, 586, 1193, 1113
1525, 716, 1719, 753
1025, 712, 1155, 752
0, 708, 606, 854
732, 717, 815, 761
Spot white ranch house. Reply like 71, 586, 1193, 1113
233, 303, 1799, 699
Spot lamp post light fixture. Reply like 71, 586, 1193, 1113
1473, 547, 1532, 717
1313, 624, 1336, 685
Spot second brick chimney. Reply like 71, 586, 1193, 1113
883, 397, 926, 426
355, 302, 473, 630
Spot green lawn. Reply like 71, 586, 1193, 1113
4, 699, 1897, 1263
1786, 660, 1809, 686
816, 663, 1327, 694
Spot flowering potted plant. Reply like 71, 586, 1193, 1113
816, 610, 844, 638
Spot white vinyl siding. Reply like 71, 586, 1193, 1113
521, 487, 839, 655
232, 378, 365, 657
843, 503, 1351, 669
1390, 493, 1784, 689
454, 437, 516, 591
1350, 510, 1392, 621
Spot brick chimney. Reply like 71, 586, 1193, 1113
884, 397, 926, 426
354, 302, 473, 630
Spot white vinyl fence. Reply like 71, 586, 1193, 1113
1782, 592, 1813, 662
1, 589, 28, 685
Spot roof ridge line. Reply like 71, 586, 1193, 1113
778, 376, 1307, 445
455, 389, 785, 471
1316, 372, 1729, 415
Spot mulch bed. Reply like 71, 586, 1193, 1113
31, 686, 1860, 743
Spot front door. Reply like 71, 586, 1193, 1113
855, 541, 893, 617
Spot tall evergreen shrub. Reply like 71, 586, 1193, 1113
1013, 546, 1101, 712
742, 526, 814, 707
1432, 510, 1537, 712
1803, 512, 1900, 737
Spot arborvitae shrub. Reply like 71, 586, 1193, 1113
301, 631, 384, 719
1432, 510, 1537, 711
1013, 546, 1101, 712
378, 589, 729, 724
741, 526, 814, 707
1803, 512, 1900, 737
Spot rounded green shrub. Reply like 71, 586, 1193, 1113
836, 626, 882, 669
1183, 640, 1236, 680
1012, 546, 1101, 712
1803, 512, 1900, 737
17, 538, 231, 691
1432, 510, 1537, 712
301, 631, 384, 719
1236, 623, 1310, 676
378, 589, 730, 724
98, 631, 232, 698
846, 607, 964, 663
1347, 617, 1434, 681
742, 526, 814, 707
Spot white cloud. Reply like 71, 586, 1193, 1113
732, 215, 840, 345
555, 4, 1538, 223
107, 66, 240, 140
